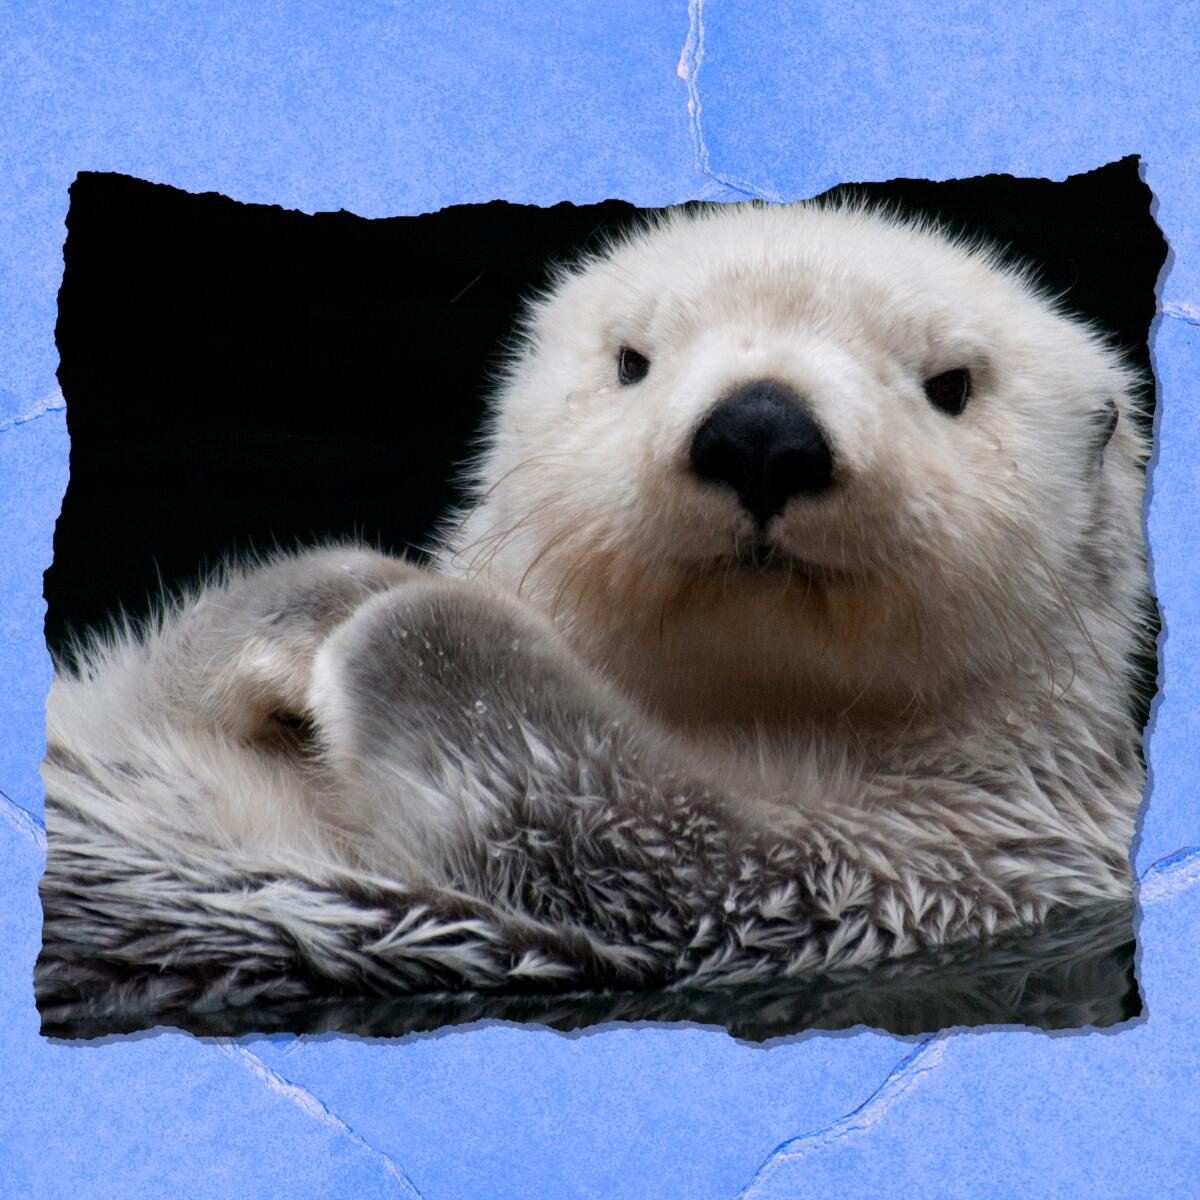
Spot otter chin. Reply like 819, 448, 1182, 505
532, 544, 943, 737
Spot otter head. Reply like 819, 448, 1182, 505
444, 203, 1148, 735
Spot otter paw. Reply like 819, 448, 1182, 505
167, 547, 424, 744
310, 579, 608, 766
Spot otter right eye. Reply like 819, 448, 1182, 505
617, 347, 650, 386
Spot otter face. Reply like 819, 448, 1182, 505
447, 203, 1146, 731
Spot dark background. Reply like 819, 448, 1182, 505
46, 158, 1166, 661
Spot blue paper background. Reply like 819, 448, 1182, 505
3, 2, 1198, 1195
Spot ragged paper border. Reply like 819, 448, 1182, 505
3, 4, 1197, 1197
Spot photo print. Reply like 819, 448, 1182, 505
39, 158, 1164, 1039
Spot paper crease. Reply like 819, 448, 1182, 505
218, 1042, 427, 1199
676, 0, 780, 202
0, 387, 65, 435
732, 1036, 948, 1199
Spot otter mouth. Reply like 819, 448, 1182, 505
710, 542, 850, 585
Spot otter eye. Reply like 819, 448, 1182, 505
924, 368, 971, 417
617, 347, 650, 386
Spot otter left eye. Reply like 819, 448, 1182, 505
617, 347, 651, 386
924, 368, 971, 417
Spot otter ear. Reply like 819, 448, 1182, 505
1094, 399, 1119, 462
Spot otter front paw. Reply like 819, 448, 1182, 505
164, 546, 423, 745
309, 579, 621, 772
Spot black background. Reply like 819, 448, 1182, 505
46, 158, 1166, 659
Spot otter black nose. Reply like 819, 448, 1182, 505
689, 380, 834, 525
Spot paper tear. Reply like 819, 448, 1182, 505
733, 1035, 948, 1199
218, 1042, 426, 1199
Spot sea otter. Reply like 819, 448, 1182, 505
37, 201, 1151, 1029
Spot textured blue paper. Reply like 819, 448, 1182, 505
3, 3, 1197, 1196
